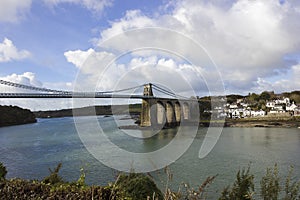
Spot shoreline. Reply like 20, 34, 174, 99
120, 116, 300, 129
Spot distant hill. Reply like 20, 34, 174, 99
34, 104, 141, 118
0, 106, 37, 127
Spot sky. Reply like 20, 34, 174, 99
0, 0, 300, 110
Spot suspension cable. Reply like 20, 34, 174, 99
152, 84, 188, 99
100, 84, 146, 94
152, 86, 177, 98
0, 79, 70, 93
0, 79, 145, 95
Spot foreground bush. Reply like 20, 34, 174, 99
219, 164, 300, 200
116, 173, 163, 200
0, 163, 161, 200
0, 178, 122, 200
219, 166, 254, 200
0, 163, 7, 180
0, 162, 300, 199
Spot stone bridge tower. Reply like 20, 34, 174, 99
140, 83, 196, 127
140, 83, 153, 126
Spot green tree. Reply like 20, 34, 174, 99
248, 93, 260, 103
260, 91, 271, 101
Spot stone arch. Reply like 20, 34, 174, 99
166, 101, 175, 124
174, 102, 181, 123
183, 102, 190, 120
156, 101, 165, 125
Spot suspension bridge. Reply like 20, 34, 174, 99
0, 79, 198, 127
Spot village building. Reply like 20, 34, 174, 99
286, 102, 297, 111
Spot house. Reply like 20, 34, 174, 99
242, 109, 251, 118
229, 104, 238, 109
269, 109, 285, 114
266, 101, 275, 108
231, 109, 240, 118
274, 105, 284, 111
251, 110, 265, 117
237, 99, 243, 104
294, 107, 300, 116
286, 102, 297, 111
274, 97, 290, 105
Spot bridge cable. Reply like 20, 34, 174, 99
152, 87, 177, 98
0, 79, 70, 93
0, 79, 146, 95
152, 84, 189, 99
99, 84, 146, 94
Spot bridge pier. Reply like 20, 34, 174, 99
140, 84, 196, 127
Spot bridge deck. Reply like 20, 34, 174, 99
0, 93, 191, 100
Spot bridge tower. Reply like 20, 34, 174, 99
140, 83, 154, 126
143, 83, 153, 96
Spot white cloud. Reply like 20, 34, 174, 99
0, 72, 42, 92
0, 72, 78, 111
0, 38, 31, 62
64, 48, 95, 68
92, 0, 300, 94
43, 0, 113, 13
254, 64, 300, 93
100, 10, 155, 41
65, 46, 210, 97
0, 0, 32, 22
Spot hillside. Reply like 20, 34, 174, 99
34, 104, 141, 118
0, 105, 37, 127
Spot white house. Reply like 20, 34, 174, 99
232, 109, 240, 118
269, 109, 285, 114
242, 110, 251, 118
286, 102, 298, 111
274, 105, 284, 111
251, 110, 265, 117
275, 97, 290, 105
229, 104, 238, 109
266, 101, 275, 108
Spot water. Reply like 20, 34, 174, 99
0, 116, 300, 198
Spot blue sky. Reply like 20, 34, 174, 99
0, 1, 165, 81
0, 0, 300, 110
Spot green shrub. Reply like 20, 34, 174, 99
219, 166, 254, 200
116, 173, 163, 200
283, 166, 300, 200
260, 164, 280, 200
0, 162, 7, 180
42, 163, 64, 185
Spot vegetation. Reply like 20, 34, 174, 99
34, 104, 141, 118
0, 105, 36, 127
0, 163, 7, 180
0, 162, 161, 200
260, 164, 280, 199
1, 162, 300, 199
219, 166, 254, 200
115, 173, 163, 199
219, 164, 300, 200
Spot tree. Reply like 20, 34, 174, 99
248, 93, 260, 103
260, 91, 271, 101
